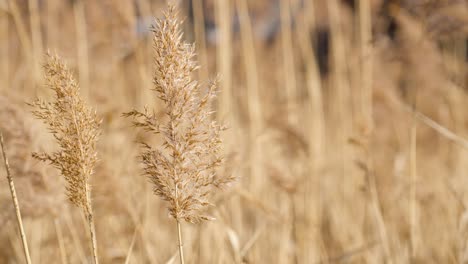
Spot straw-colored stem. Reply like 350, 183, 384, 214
124, 226, 138, 264
8, 0, 32, 68
280, 0, 297, 122
327, 0, 351, 196
409, 95, 419, 259
0, 6, 9, 91
64, 212, 87, 263
28, 0, 43, 93
87, 209, 99, 264
54, 219, 68, 264
289, 193, 299, 264
176, 219, 185, 264
174, 167, 185, 264
358, 0, 373, 129
0, 132, 32, 264
74, 0, 90, 100
192, 0, 209, 82
236, 0, 261, 128
366, 155, 392, 263
215, 0, 232, 121
359, 120, 392, 262
297, 1, 325, 261
236, 0, 264, 193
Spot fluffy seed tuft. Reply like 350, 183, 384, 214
29, 53, 101, 215
124, 4, 235, 223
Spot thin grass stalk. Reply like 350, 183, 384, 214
235, 0, 263, 187
8, 228, 24, 262
64, 211, 87, 264
358, 0, 373, 130
28, 0, 43, 93
366, 152, 392, 262
86, 204, 99, 264
409, 95, 419, 258
215, 0, 233, 121
176, 219, 185, 264
135, 45, 152, 107
124, 226, 139, 264
192, 0, 209, 82
288, 192, 299, 264
0, 7, 8, 91
134, 0, 152, 107
54, 219, 68, 264
73, 0, 90, 100
280, 0, 297, 122
138, 185, 156, 262
296, 0, 326, 261
45, 0, 55, 46
0, 132, 32, 264
327, 0, 351, 197
235, 0, 261, 126
174, 176, 185, 264
30, 220, 43, 263
8, 0, 32, 73
299, 0, 325, 175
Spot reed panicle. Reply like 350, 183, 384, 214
125, 3, 233, 224
124, 4, 235, 263
29, 53, 101, 264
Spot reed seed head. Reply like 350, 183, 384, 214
29, 53, 101, 215
124, 4, 235, 223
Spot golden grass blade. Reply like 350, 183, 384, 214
73, 0, 90, 100
0, 132, 32, 264
358, 0, 373, 130
215, 0, 233, 122
191, 0, 209, 82
409, 105, 419, 258
124, 226, 138, 264
176, 220, 185, 264
54, 219, 68, 264
28, 0, 43, 93
8, 0, 33, 72
402, 104, 468, 151
64, 213, 87, 264
280, 0, 297, 121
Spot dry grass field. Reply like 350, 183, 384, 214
1, 0, 468, 263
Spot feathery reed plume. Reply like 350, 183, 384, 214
29, 54, 101, 264
124, 4, 234, 263
0, 132, 32, 264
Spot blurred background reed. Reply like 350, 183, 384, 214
1, 0, 468, 263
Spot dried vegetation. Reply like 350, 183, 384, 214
0, 0, 468, 263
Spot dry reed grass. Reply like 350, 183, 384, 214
0, 129, 32, 264
29, 54, 101, 264
124, 4, 235, 262
1, 0, 468, 263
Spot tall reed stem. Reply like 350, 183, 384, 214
0, 132, 32, 264
87, 208, 99, 264
176, 220, 185, 264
